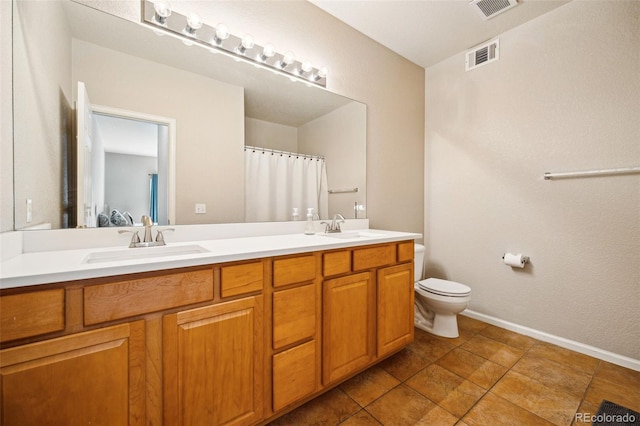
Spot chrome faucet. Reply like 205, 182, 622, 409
321, 213, 345, 233
141, 215, 154, 243
119, 215, 175, 248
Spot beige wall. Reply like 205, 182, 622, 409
72, 40, 245, 224
299, 102, 367, 219
245, 118, 298, 152
1, 1, 13, 232
425, 1, 640, 359
12, 0, 72, 230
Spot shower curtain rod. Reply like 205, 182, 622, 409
245, 145, 325, 161
543, 166, 640, 180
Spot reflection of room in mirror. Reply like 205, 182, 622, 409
11, 0, 366, 230
92, 113, 169, 228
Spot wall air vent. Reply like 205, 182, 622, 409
465, 39, 500, 71
470, 0, 518, 20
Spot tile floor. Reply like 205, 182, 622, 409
270, 315, 640, 426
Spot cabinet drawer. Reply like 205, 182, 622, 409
221, 261, 264, 298
273, 284, 316, 349
273, 255, 316, 288
272, 340, 317, 411
323, 250, 351, 277
0, 289, 65, 343
397, 241, 415, 263
84, 269, 213, 325
353, 244, 396, 271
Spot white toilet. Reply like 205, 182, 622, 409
413, 244, 471, 338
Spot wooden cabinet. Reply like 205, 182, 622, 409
163, 296, 264, 426
0, 321, 145, 426
377, 263, 414, 357
0, 239, 415, 426
322, 271, 375, 385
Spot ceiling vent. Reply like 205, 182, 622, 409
469, 0, 518, 20
465, 39, 499, 71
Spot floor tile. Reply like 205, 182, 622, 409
406, 364, 485, 418
460, 335, 524, 368
463, 392, 554, 426
593, 361, 640, 391
269, 388, 360, 426
480, 325, 537, 351
409, 329, 457, 362
511, 353, 592, 398
436, 347, 508, 389
457, 315, 490, 334
340, 367, 401, 407
583, 376, 640, 413
573, 400, 599, 425
526, 342, 599, 375
365, 384, 457, 426
378, 348, 432, 382
339, 409, 382, 425
492, 370, 582, 425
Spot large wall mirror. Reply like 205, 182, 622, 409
12, 0, 367, 230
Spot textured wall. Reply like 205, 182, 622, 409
425, 1, 640, 359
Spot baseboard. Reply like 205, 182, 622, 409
462, 310, 640, 372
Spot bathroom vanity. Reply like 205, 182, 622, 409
0, 230, 418, 425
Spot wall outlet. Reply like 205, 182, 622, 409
195, 203, 206, 214
26, 199, 33, 223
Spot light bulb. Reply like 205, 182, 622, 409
318, 67, 328, 79
241, 34, 255, 49
185, 12, 202, 36
301, 61, 312, 73
237, 34, 254, 54
153, 0, 172, 25
259, 43, 275, 61
280, 51, 294, 68
214, 23, 229, 44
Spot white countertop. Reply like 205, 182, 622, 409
0, 229, 420, 289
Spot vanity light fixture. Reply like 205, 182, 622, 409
142, 0, 327, 87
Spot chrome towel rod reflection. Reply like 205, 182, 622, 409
328, 188, 359, 194
244, 145, 324, 161
544, 166, 640, 180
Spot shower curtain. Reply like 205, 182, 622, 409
245, 150, 328, 222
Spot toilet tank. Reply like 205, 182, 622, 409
414, 244, 425, 281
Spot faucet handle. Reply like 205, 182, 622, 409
155, 228, 175, 244
320, 222, 330, 233
118, 229, 141, 248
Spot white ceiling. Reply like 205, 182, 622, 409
93, 114, 160, 158
310, 0, 570, 68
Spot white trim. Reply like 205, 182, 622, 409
462, 310, 640, 372
91, 105, 177, 226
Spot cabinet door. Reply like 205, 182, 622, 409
0, 321, 145, 426
377, 263, 414, 357
164, 296, 264, 426
322, 272, 374, 385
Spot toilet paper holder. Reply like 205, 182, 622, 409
502, 253, 530, 268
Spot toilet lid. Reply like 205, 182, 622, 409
418, 278, 471, 297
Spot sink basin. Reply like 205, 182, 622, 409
83, 244, 209, 264
319, 231, 384, 239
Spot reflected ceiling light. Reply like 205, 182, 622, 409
142, 0, 327, 87
153, 0, 172, 25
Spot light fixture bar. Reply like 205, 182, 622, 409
142, 0, 327, 87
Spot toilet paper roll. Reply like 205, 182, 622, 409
503, 253, 526, 268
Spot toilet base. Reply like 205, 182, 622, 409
414, 304, 460, 338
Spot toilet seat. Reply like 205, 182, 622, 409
417, 278, 471, 297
